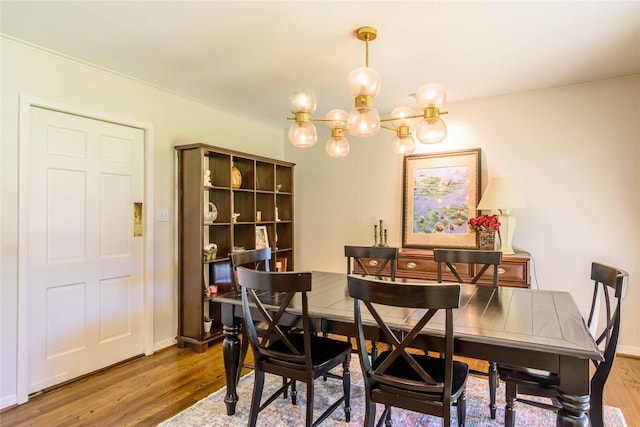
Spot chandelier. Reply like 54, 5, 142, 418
287, 26, 449, 158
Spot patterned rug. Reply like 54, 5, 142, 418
160, 357, 626, 426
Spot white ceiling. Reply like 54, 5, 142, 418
2, 1, 639, 129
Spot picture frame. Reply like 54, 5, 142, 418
402, 148, 481, 249
255, 225, 269, 249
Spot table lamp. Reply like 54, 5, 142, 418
477, 177, 526, 255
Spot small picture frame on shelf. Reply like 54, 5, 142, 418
255, 225, 269, 249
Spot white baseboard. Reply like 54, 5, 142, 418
154, 336, 177, 352
617, 344, 640, 358
1, 394, 17, 410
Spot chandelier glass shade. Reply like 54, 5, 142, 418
391, 134, 416, 155
325, 109, 350, 157
289, 88, 317, 114
347, 106, 380, 137
347, 67, 381, 97
288, 89, 319, 147
288, 121, 317, 147
287, 26, 449, 156
416, 117, 447, 144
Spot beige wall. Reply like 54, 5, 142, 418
0, 37, 284, 407
286, 74, 640, 354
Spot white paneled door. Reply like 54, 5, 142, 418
27, 107, 144, 393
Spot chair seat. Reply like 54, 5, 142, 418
372, 351, 469, 396
497, 364, 559, 390
268, 333, 353, 367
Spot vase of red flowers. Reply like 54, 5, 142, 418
468, 214, 501, 250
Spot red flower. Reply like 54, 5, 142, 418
468, 214, 501, 232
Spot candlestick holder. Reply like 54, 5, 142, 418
373, 219, 389, 247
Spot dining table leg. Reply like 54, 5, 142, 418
221, 304, 241, 416
556, 356, 591, 427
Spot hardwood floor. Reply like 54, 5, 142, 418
2, 342, 639, 426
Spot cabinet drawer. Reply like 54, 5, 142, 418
473, 262, 528, 285
398, 257, 472, 280
351, 258, 392, 275
496, 262, 528, 283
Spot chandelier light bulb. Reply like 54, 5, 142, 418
347, 107, 380, 137
326, 136, 350, 157
325, 109, 349, 129
416, 117, 447, 144
391, 134, 416, 155
391, 106, 416, 128
288, 122, 318, 147
415, 83, 447, 108
289, 89, 317, 114
347, 67, 381, 97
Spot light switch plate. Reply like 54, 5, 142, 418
157, 209, 169, 222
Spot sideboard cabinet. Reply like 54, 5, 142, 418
175, 143, 295, 352
353, 249, 531, 288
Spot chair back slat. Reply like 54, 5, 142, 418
587, 262, 629, 373
591, 261, 628, 298
230, 248, 271, 292
345, 245, 399, 280
434, 248, 502, 286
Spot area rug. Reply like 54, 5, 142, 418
160, 357, 626, 426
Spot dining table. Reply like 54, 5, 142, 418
214, 271, 602, 426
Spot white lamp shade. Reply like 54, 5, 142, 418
289, 89, 317, 114
288, 122, 317, 147
347, 107, 380, 137
347, 67, 381, 97
477, 177, 527, 210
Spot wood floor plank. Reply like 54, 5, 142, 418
1, 341, 638, 426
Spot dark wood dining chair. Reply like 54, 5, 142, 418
344, 245, 399, 359
348, 275, 469, 427
345, 245, 399, 280
230, 247, 271, 294
434, 248, 502, 419
230, 248, 282, 387
238, 267, 352, 427
497, 262, 629, 427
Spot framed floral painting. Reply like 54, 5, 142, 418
402, 148, 481, 248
